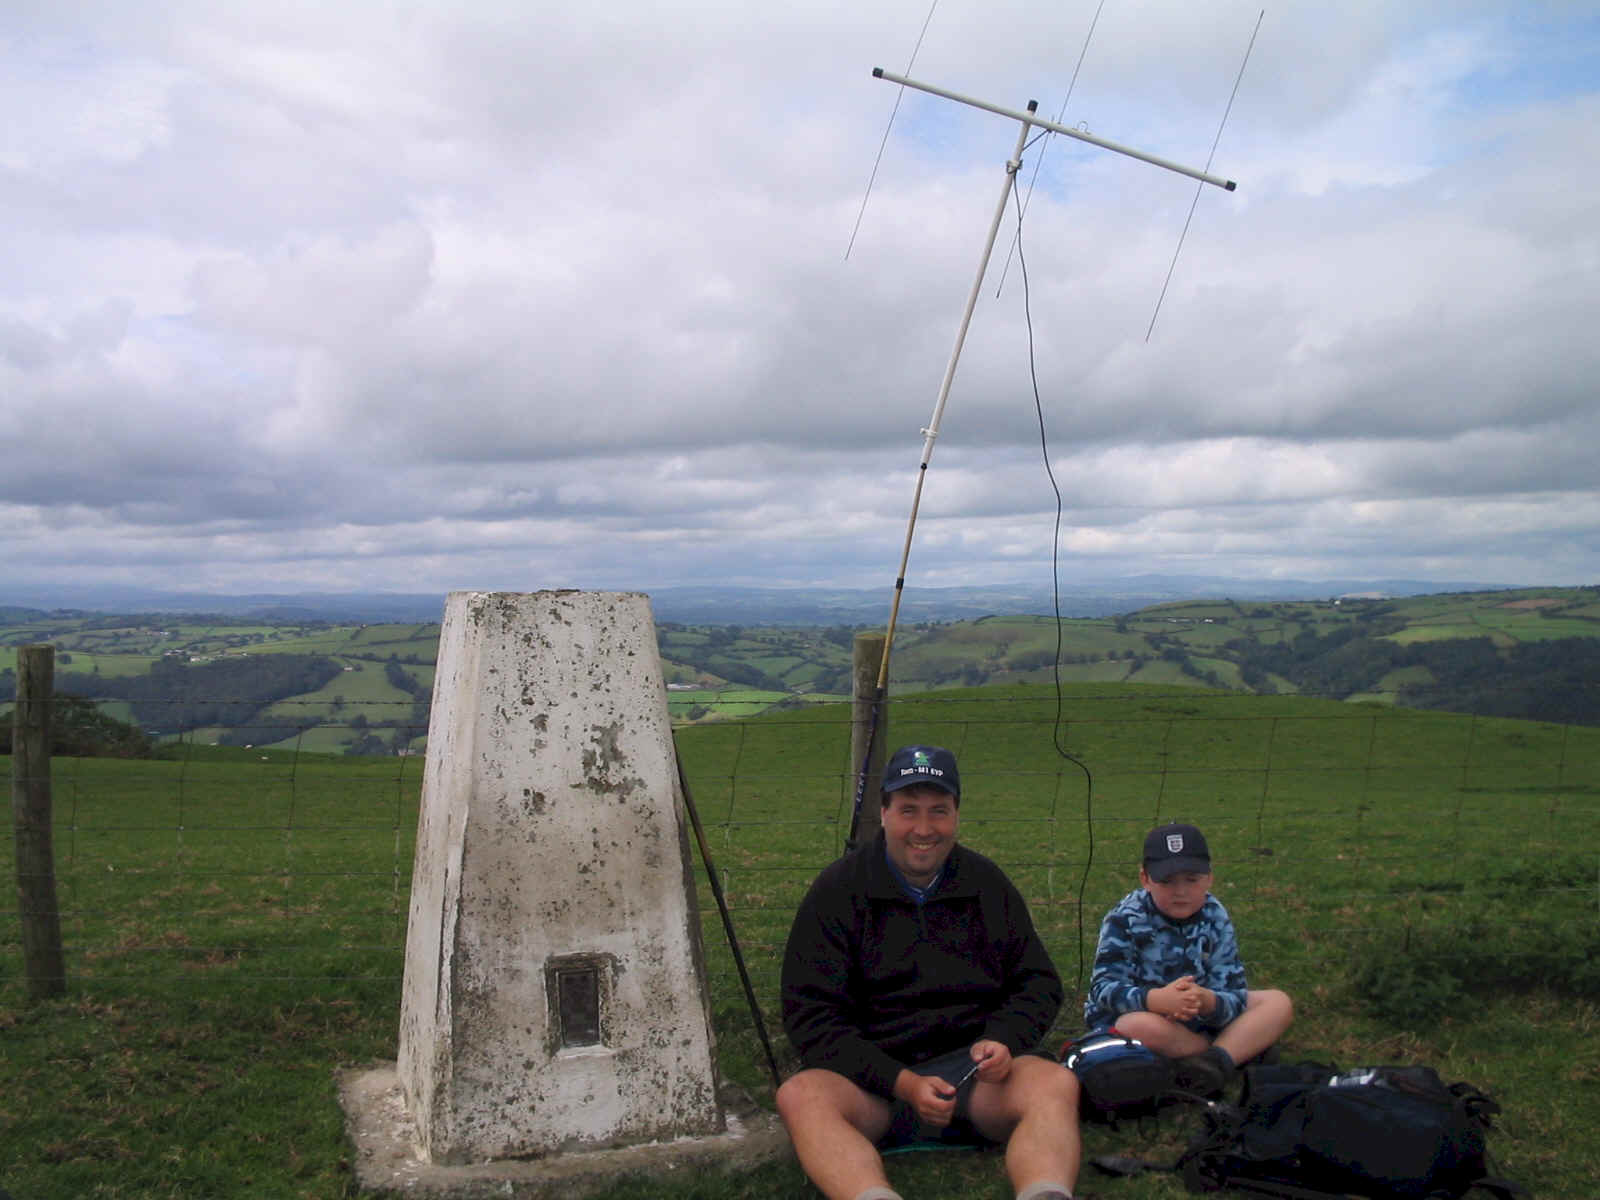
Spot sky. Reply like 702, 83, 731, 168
3, 0, 1598, 602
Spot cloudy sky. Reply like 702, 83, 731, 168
4, 1, 1597, 602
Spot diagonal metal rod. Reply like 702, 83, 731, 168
673, 737, 782, 1090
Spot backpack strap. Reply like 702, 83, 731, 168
1463, 1177, 1526, 1199
1448, 1080, 1504, 1127
1087, 1153, 1169, 1177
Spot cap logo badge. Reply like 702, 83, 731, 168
897, 748, 943, 777
1166, 834, 1185, 853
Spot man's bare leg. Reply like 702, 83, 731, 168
968, 1055, 1081, 1197
776, 1069, 896, 1200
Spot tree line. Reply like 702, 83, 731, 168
1224, 628, 1600, 723
52, 653, 344, 738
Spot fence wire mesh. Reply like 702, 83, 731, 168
5, 690, 1599, 1060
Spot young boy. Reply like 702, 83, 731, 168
1084, 822, 1293, 1095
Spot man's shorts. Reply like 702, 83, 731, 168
879, 1047, 990, 1149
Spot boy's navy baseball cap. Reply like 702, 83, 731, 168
1143, 822, 1211, 881
881, 745, 960, 799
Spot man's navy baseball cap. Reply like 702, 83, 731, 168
1143, 822, 1211, 881
881, 745, 960, 799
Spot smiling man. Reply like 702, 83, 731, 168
777, 745, 1080, 1200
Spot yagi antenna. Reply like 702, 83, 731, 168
847, 66, 1240, 846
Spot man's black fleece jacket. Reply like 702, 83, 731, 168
780, 830, 1062, 1099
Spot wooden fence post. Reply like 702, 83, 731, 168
12, 643, 65, 1000
849, 633, 888, 847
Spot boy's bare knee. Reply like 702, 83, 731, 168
1258, 988, 1294, 1025
1112, 1012, 1165, 1038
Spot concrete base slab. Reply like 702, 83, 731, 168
338, 1064, 792, 1198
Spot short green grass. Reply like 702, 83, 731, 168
3, 686, 1598, 1198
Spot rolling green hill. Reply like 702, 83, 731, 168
4, 586, 1598, 753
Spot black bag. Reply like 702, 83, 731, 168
1178, 1062, 1522, 1199
1059, 1028, 1179, 1123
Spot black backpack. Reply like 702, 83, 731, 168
1175, 1062, 1522, 1199
1059, 1028, 1184, 1123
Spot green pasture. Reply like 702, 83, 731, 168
1190, 654, 1246, 687
780, 661, 829, 687
3, 649, 156, 679
4, 684, 1597, 1198
660, 628, 713, 647
1122, 659, 1190, 686
748, 654, 807, 675
1388, 622, 1503, 645
1458, 609, 1600, 642
1138, 601, 1243, 621
345, 634, 441, 660
257, 723, 362, 754
1156, 622, 1238, 651
989, 661, 1137, 688
1389, 588, 1599, 641
246, 663, 411, 717
241, 628, 367, 655
342, 622, 440, 646
669, 688, 792, 720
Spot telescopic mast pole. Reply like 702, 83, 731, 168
873, 97, 1038, 696
848, 67, 1238, 844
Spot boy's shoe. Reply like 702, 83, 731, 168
1172, 1047, 1235, 1096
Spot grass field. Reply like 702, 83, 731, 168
3, 684, 1598, 1198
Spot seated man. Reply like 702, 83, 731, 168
777, 744, 1080, 1200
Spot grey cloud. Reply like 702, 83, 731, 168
2, 1, 1597, 597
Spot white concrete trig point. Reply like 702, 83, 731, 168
339, 590, 784, 1196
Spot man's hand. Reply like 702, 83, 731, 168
893, 1068, 958, 1127
969, 1039, 1012, 1084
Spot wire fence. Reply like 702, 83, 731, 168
5, 689, 1600, 1044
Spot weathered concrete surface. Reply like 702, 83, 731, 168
397, 591, 724, 1164
339, 1064, 791, 1198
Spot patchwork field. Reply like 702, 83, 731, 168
6, 586, 1600, 757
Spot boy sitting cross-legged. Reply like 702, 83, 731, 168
1084, 822, 1293, 1096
